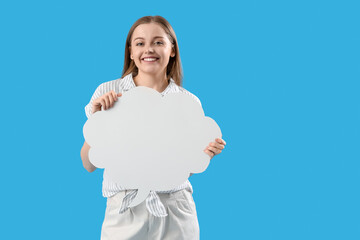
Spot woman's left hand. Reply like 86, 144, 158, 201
204, 138, 226, 160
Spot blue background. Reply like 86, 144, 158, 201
1, 0, 359, 239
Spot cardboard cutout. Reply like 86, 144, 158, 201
83, 86, 221, 207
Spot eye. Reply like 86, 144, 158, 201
155, 41, 163, 45
135, 42, 143, 46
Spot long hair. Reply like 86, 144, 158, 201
121, 16, 183, 86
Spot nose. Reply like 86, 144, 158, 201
145, 46, 154, 53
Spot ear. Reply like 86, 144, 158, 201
171, 47, 175, 58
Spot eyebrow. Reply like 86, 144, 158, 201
133, 36, 165, 41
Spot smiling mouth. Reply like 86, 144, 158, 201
142, 57, 159, 62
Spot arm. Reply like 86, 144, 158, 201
80, 141, 97, 172
82, 89, 122, 173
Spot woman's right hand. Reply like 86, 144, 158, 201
92, 90, 122, 114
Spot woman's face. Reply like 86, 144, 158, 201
130, 23, 175, 77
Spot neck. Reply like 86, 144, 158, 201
133, 71, 169, 93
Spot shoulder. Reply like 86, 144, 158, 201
84, 77, 124, 119
94, 78, 123, 94
176, 85, 202, 107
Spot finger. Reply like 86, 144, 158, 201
91, 100, 101, 113
210, 142, 224, 150
108, 95, 114, 107
204, 149, 214, 158
208, 146, 221, 155
210, 141, 225, 150
216, 138, 226, 145
100, 99, 106, 110
117, 92, 122, 97
103, 96, 110, 110
92, 99, 101, 108
111, 91, 117, 102
207, 148, 216, 157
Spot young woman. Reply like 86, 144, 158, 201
81, 15, 226, 240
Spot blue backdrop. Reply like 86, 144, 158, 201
1, 0, 359, 239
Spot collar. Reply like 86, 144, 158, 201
121, 73, 176, 96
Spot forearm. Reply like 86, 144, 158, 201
80, 141, 97, 172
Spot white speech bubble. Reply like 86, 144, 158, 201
83, 86, 221, 207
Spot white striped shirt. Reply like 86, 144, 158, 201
84, 73, 202, 217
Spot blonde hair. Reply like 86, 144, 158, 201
121, 16, 183, 86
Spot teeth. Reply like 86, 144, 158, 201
143, 58, 157, 61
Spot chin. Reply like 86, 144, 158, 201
139, 68, 162, 75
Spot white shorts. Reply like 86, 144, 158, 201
100, 188, 200, 240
